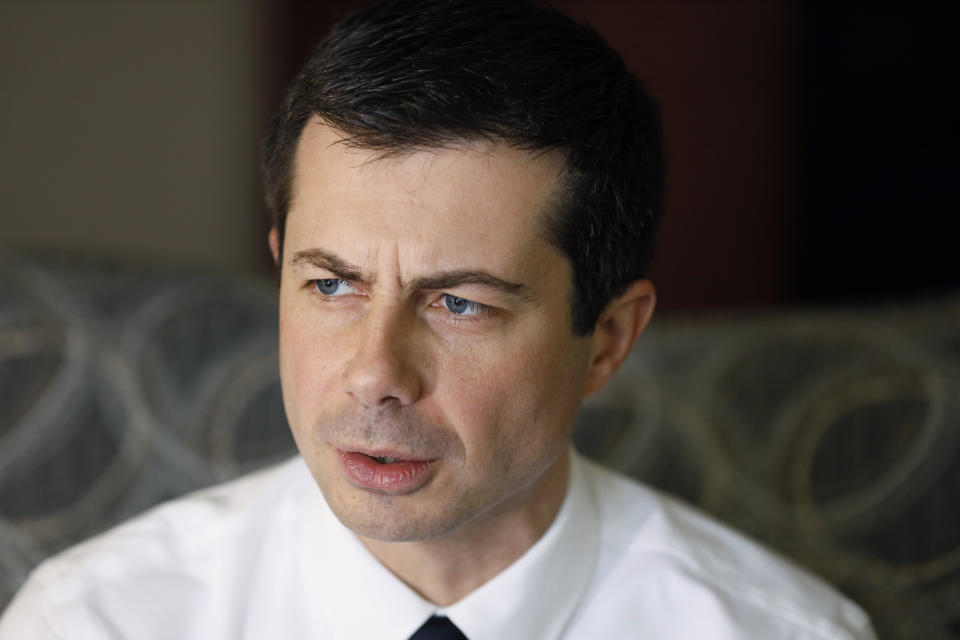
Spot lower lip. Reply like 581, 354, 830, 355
337, 450, 435, 493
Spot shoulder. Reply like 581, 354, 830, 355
0, 457, 309, 639
573, 456, 875, 639
37, 457, 307, 588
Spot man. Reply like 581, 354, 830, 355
1, 0, 875, 638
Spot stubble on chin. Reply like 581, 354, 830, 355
297, 407, 472, 542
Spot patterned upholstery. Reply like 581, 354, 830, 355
2, 251, 959, 638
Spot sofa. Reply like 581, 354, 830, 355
2, 250, 958, 638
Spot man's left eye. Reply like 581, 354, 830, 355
442, 294, 487, 315
312, 279, 357, 296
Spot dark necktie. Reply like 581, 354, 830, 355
408, 615, 469, 639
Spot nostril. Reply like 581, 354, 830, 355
342, 355, 421, 407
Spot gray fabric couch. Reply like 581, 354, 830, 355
2, 251, 959, 638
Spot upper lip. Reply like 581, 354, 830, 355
337, 445, 434, 462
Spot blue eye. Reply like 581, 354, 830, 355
443, 294, 486, 315
313, 279, 356, 296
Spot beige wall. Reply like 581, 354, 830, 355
0, 1, 262, 273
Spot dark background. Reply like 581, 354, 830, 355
1, 1, 955, 313
260, 0, 959, 312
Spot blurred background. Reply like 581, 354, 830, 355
2, 0, 956, 309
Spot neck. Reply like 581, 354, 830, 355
359, 450, 570, 606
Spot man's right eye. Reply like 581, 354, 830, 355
312, 279, 357, 296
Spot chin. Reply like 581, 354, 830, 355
328, 499, 455, 543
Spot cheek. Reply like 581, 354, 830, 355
278, 300, 342, 434
432, 325, 587, 461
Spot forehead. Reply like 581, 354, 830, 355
286, 119, 568, 278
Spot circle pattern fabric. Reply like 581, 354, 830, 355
3, 252, 959, 638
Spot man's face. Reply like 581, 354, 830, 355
276, 119, 593, 543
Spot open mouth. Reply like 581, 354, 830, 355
337, 449, 436, 492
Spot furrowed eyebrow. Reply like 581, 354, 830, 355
289, 249, 373, 286
289, 249, 532, 301
411, 271, 532, 301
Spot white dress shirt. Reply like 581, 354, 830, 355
0, 451, 875, 639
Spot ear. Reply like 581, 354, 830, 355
583, 280, 656, 396
268, 226, 281, 267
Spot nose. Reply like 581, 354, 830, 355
341, 306, 424, 407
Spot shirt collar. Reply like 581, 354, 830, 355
442, 450, 599, 640
298, 468, 434, 640
298, 449, 599, 640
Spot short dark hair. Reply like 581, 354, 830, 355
263, 0, 663, 335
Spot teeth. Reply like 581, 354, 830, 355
373, 456, 400, 464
